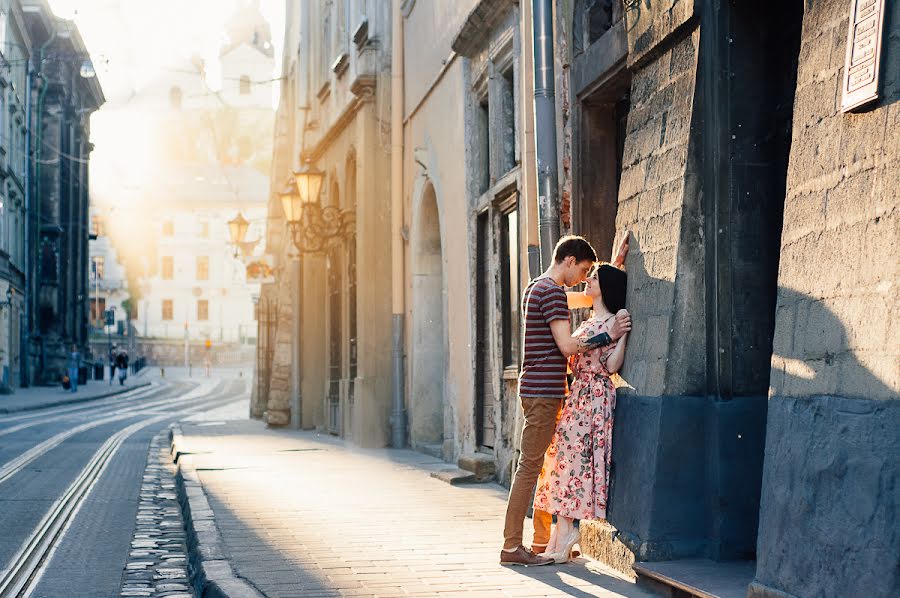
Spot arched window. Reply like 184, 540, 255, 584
169, 86, 182, 109
239, 75, 251, 95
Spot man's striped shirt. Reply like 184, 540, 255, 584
518, 276, 570, 398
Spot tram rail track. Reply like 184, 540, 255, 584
0, 383, 246, 598
0, 384, 165, 439
0, 380, 174, 426
0, 380, 223, 487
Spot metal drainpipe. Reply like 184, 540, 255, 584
531, 0, 560, 269
23, 57, 33, 387
390, 0, 407, 448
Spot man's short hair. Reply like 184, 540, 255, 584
552, 235, 597, 264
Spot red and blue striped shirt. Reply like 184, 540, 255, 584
518, 276, 570, 398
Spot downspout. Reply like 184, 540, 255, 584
23, 56, 34, 386
390, 0, 406, 448
531, 0, 560, 269
520, 1, 541, 280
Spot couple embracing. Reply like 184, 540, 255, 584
500, 233, 632, 567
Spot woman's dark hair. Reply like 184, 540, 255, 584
592, 263, 627, 313
553, 235, 597, 264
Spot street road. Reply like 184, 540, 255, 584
0, 372, 247, 598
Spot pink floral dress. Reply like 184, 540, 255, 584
533, 314, 617, 520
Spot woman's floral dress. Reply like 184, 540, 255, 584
533, 314, 617, 520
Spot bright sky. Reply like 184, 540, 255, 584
45, 0, 284, 205
48, 0, 285, 102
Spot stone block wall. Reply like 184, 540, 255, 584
769, 0, 898, 399
753, 1, 899, 596
615, 29, 701, 397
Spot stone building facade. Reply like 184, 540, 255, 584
263, 1, 897, 594
551, 0, 898, 596
0, 0, 31, 390
22, 1, 104, 385
256, 0, 394, 449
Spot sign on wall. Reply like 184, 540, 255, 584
841, 0, 886, 112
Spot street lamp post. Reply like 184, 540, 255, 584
279, 167, 353, 430
106, 305, 116, 384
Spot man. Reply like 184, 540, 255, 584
116, 350, 129, 385
500, 234, 631, 566
109, 345, 117, 385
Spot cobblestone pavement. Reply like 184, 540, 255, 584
176, 400, 656, 598
120, 429, 193, 598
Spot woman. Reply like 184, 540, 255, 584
533, 263, 629, 563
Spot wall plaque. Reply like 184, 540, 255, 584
841, 0, 886, 112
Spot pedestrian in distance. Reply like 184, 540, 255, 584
109, 345, 117, 385
67, 345, 80, 393
500, 235, 631, 567
116, 350, 129, 385
534, 262, 629, 563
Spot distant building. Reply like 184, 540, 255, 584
91, 1, 275, 357
22, 0, 104, 385
135, 164, 266, 344
87, 206, 129, 335
0, 0, 32, 389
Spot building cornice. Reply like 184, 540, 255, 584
451, 0, 515, 57
301, 79, 376, 163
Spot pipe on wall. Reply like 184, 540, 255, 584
531, 0, 561, 270
390, 0, 407, 448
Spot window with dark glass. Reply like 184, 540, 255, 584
92, 256, 105, 280
500, 205, 520, 366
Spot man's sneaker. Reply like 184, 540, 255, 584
499, 545, 554, 566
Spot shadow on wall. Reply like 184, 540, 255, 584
604, 233, 897, 595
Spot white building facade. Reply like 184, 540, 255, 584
135, 165, 266, 344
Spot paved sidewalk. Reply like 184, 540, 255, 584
173, 401, 656, 598
0, 372, 151, 414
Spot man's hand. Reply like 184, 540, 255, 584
608, 309, 632, 340
612, 230, 630, 268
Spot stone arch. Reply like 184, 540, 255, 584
325, 172, 343, 434
409, 179, 447, 451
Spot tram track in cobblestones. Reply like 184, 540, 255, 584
0, 381, 223, 486
0, 380, 246, 598
0, 383, 165, 425
0, 381, 182, 439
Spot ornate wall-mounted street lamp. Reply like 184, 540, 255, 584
279, 166, 354, 430
227, 212, 262, 259
227, 212, 250, 245
280, 167, 354, 253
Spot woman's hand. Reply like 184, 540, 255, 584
609, 310, 632, 340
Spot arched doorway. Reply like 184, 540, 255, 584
344, 153, 357, 440
326, 176, 342, 435
410, 182, 446, 451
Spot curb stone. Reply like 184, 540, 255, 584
169, 425, 265, 598
0, 380, 153, 414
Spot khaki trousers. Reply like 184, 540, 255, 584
502, 396, 562, 550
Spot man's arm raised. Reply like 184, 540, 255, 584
549, 312, 632, 357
